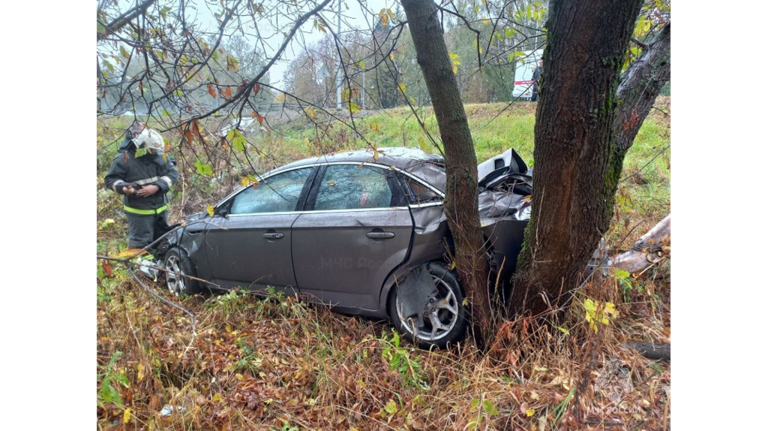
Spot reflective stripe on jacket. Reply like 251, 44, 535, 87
104, 146, 179, 211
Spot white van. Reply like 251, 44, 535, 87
512, 49, 543, 101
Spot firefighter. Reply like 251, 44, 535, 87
104, 126, 178, 251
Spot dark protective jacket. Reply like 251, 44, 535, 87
104, 144, 179, 214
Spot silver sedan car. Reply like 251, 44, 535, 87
157, 147, 532, 348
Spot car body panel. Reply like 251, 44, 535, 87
203, 213, 301, 294
174, 220, 216, 282
481, 217, 528, 295
292, 208, 413, 311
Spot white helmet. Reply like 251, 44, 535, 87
133, 128, 165, 155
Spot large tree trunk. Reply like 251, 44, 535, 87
401, 0, 493, 347
510, 0, 645, 316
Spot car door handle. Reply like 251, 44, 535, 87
366, 231, 395, 239
263, 232, 284, 240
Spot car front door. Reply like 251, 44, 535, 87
291, 164, 414, 311
202, 167, 315, 294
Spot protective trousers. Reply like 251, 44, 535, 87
125, 210, 170, 250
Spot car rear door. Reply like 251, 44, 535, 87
202, 167, 316, 294
291, 163, 414, 311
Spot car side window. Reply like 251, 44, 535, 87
229, 168, 313, 214
314, 165, 395, 211
398, 173, 442, 204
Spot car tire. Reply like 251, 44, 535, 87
164, 247, 202, 295
388, 262, 469, 349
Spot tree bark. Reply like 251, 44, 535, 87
401, 0, 493, 348
510, 0, 645, 316
613, 25, 671, 154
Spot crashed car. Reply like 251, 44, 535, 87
156, 147, 532, 348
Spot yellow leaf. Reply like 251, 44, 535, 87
526, 408, 535, 417
389, 53, 395, 61
137, 364, 145, 382
241, 177, 251, 186
123, 408, 132, 424
207, 205, 215, 217
114, 249, 147, 258
212, 393, 223, 403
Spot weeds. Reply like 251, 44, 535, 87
97, 351, 129, 410
381, 329, 429, 389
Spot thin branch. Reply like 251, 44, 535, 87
128, 268, 197, 335
619, 144, 670, 183
98, 0, 157, 40
437, 5, 482, 69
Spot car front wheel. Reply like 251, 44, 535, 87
164, 247, 202, 295
388, 263, 468, 348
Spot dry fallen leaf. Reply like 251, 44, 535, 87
113, 249, 147, 259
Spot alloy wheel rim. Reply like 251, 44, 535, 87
165, 255, 185, 295
397, 275, 459, 342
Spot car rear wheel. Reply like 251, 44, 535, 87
388, 263, 468, 348
164, 247, 202, 295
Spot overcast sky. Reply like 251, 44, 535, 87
190, 0, 397, 87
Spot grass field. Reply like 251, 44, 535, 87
97, 98, 670, 429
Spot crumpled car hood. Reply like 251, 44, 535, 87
477, 148, 530, 189
477, 148, 532, 221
